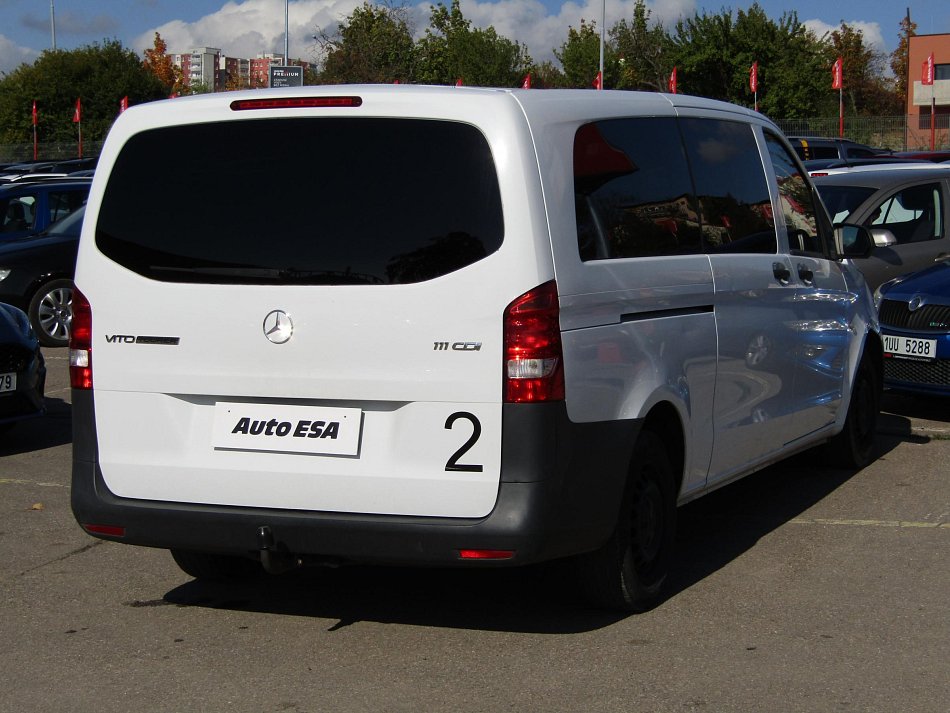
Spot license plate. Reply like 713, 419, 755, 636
212, 402, 362, 455
883, 335, 937, 360
0, 372, 15, 392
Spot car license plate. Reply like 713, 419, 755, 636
211, 402, 362, 455
883, 335, 937, 360
0, 372, 16, 392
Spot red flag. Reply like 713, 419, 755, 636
832, 57, 843, 90
749, 61, 758, 93
592, 71, 602, 90
922, 53, 935, 85
668, 67, 677, 94
31, 100, 37, 126
455, 78, 463, 87
119, 96, 129, 113
72, 98, 82, 123
522, 73, 531, 89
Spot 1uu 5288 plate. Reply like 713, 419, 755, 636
883, 334, 938, 360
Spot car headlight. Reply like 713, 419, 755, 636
873, 277, 905, 311
0, 268, 10, 283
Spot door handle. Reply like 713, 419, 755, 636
772, 262, 791, 285
798, 263, 814, 285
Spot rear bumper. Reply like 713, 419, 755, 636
71, 392, 641, 566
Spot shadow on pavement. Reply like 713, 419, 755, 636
0, 396, 71, 456
158, 436, 900, 634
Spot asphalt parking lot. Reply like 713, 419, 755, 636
0, 350, 947, 713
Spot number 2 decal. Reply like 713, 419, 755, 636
444, 412, 483, 472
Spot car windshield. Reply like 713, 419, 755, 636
815, 184, 877, 224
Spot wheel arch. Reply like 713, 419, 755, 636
639, 401, 685, 497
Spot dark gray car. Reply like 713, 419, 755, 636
814, 166, 950, 289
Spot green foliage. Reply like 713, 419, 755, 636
610, 1, 671, 91
0, 39, 167, 144
414, 0, 531, 86
318, 2, 415, 84
555, 20, 617, 88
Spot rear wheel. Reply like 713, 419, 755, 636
28, 278, 73, 348
576, 430, 677, 612
170, 549, 264, 582
827, 353, 881, 469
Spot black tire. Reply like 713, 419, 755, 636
576, 430, 677, 612
170, 549, 264, 582
28, 278, 73, 348
827, 353, 882, 469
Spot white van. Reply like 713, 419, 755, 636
71, 86, 882, 611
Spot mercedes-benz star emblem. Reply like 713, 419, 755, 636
908, 296, 924, 312
263, 310, 293, 344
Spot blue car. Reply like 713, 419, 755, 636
0, 302, 46, 432
875, 259, 950, 395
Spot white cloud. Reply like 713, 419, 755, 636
803, 18, 887, 53
0, 33, 39, 76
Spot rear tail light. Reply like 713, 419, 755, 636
69, 287, 92, 389
504, 281, 565, 402
458, 549, 515, 560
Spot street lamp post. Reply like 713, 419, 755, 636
50, 0, 57, 50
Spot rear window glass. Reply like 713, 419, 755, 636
96, 118, 503, 284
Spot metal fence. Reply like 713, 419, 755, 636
774, 115, 949, 152
0, 141, 104, 164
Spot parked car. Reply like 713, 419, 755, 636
813, 166, 950, 290
0, 206, 83, 347
805, 157, 928, 175
890, 150, 950, 163
875, 259, 950, 396
0, 302, 46, 433
0, 178, 90, 243
72, 86, 882, 612
786, 136, 890, 162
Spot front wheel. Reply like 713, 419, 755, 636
28, 278, 73, 348
827, 353, 882, 469
576, 430, 677, 612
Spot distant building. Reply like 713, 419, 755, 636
171, 48, 311, 91
907, 34, 950, 148
171, 47, 222, 91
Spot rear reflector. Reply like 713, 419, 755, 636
83, 524, 126, 537
69, 287, 92, 390
230, 96, 362, 111
459, 549, 515, 560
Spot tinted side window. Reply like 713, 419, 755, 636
573, 118, 701, 260
97, 119, 503, 285
47, 189, 87, 224
679, 118, 776, 254
764, 132, 824, 255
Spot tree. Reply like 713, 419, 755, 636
610, 0, 670, 91
415, 0, 530, 87
0, 40, 168, 145
826, 23, 901, 116
555, 20, 617, 89
316, 2, 415, 84
667, 5, 833, 119
142, 32, 183, 95
890, 12, 917, 110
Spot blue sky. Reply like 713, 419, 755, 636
1, 0, 947, 75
